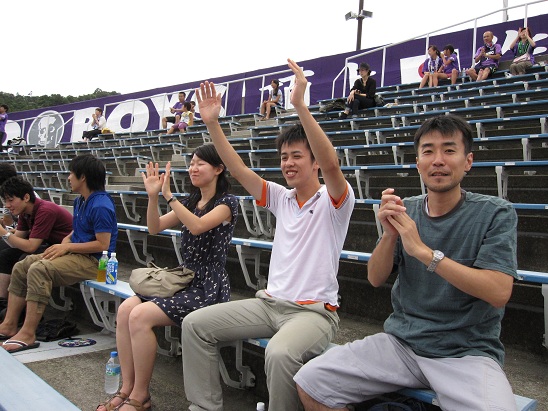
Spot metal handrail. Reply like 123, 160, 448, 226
334, 0, 546, 97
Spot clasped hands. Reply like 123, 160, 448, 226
379, 188, 425, 258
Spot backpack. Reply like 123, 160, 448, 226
374, 94, 386, 107
368, 398, 427, 411
320, 98, 346, 112
36, 318, 79, 342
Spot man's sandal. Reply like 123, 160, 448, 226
96, 391, 129, 411
114, 397, 152, 411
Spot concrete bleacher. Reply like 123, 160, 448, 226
2, 61, 548, 410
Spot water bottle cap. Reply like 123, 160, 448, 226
256, 402, 265, 411
102, 251, 108, 255
110, 351, 118, 357
111, 252, 116, 257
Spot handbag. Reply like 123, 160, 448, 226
513, 53, 531, 63
129, 263, 195, 298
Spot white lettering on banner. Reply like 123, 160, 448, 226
71, 108, 98, 142
108, 101, 149, 133
5, 121, 22, 141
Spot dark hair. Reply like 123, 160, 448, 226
68, 154, 106, 191
521, 26, 533, 38
0, 163, 17, 186
95, 107, 103, 114
0, 176, 36, 203
179, 91, 187, 98
271, 79, 280, 94
358, 62, 371, 75
414, 114, 473, 155
0, 104, 9, 112
428, 45, 441, 58
183, 102, 192, 111
443, 44, 455, 54
275, 123, 314, 161
186, 143, 230, 214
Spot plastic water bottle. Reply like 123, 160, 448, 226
97, 251, 108, 282
104, 351, 121, 394
256, 402, 265, 411
106, 252, 118, 285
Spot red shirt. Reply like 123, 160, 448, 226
17, 198, 73, 245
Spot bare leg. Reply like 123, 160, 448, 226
466, 68, 478, 81
0, 292, 26, 337
419, 73, 429, 89
297, 384, 349, 411
265, 102, 275, 119
2, 300, 44, 351
117, 301, 174, 410
451, 69, 458, 85
0, 273, 10, 299
161, 117, 168, 129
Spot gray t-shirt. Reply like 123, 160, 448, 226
384, 191, 517, 366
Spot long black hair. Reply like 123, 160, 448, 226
186, 143, 230, 213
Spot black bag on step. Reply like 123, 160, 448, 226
36, 319, 79, 342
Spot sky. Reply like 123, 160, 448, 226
2, 0, 544, 97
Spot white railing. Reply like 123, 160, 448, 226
334, 0, 547, 97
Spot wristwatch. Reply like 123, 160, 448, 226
2, 231, 12, 241
167, 196, 177, 205
427, 250, 445, 272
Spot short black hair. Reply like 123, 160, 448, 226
95, 107, 103, 114
414, 114, 473, 155
443, 44, 455, 54
179, 91, 187, 98
0, 163, 17, 186
0, 176, 36, 203
68, 154, 106, 191
275, 123, 314, 161
0, 104, 9, 112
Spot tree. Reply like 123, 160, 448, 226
0, 89, 120, 112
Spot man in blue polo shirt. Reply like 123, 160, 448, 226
0, 154, 117, 353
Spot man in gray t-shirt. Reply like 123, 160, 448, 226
295, 114, 518, 411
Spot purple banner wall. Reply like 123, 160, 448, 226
5, 14, 547, 147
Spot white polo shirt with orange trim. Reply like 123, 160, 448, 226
256, 179, 355, 308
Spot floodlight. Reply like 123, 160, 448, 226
345, 11, 358, 21
358, 10, 373, 18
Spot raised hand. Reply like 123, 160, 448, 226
141, 162, 164, 196
195, 81, 222, 124
287, 58, 307, 108
162, 161, 173, 198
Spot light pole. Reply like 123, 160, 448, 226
345, 0, 373, 51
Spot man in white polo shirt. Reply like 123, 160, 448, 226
182, 59, 355, 411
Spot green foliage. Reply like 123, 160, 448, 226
0, 88, 120, 113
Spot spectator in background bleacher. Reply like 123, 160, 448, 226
82, 108, 107, 142
507, 26, 536, 77
183, 59, 354, 411
0, 177, 73, 303
161, 91, 187, 129
260, 79, 284, 120
466, 31, 502, 81
166, 102, 194, 135
295, 114, 519, 411
95, 144, 238, 411
419, 45, 442, 89
432, 44, 460, 86
0, 104, 9, 153
0, 154, 117, 353
339, 62, 376, 119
